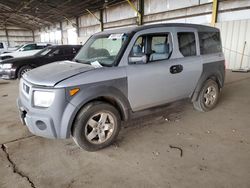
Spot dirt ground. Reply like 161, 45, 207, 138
0, 70, 250, 188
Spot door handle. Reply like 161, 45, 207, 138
170, 64, 183, 74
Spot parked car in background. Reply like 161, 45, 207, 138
0, 42, 18, 54
0, 42, 9, 54
0, 43, 52, 62
17, 23, 225, 151
0, 45, 82, 79
0, 42, 16, 54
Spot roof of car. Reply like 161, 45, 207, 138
97, 23, 220, 35
48, 45, 82, 49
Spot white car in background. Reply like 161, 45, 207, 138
0, 42, 15, 54
0, 43, 52, 62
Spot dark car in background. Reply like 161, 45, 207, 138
0, 45, 82, 79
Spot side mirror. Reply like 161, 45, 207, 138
129, 55, 148, 64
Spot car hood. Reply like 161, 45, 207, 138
23, 61, 95, 87
0, 50, 40, 58
0, 55, 38, 64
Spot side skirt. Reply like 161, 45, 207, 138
128, 98, 189, 121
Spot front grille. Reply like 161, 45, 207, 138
20, 79, 31, 98
23, 82, 30, 95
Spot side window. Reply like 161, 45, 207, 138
130, 36, 146, 57
0, 43, 3, 49
72, 47, 78, 54
63, 48, 71, 55
177, 32, 196, 57
22, 44, 36, 51
149, 34, 170, 61
199, 32, 222, 54
51, 49, 63, 56
35, 45, 47, 49
63, 47, 78, 55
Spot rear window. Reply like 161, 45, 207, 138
199, 32, 222, 54
177, 32, 196, 57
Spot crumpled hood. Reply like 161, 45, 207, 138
23, 61, 95, 87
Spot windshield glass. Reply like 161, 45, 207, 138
74, 33, 128, 66
15, 45, 24, 51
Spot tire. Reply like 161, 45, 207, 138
17, 66, 32, 79
72, 101, 121, 151
193, 79, 220, 112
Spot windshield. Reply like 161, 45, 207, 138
15, 45, 24, 51
74, 33, 128, 66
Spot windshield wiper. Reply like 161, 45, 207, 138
74, 59, 91, 64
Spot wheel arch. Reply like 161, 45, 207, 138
65, 86, 131, 138
191, 60, 225, 102
191, 72, 224, 102
16, 65, 33, 78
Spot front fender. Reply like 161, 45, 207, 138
62, 79, 130, 138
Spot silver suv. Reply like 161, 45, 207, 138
17, 23, 225, 151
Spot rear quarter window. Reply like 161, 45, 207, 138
199, 32, 222, 54
0, 42, 4, 49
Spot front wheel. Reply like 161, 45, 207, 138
193, 79, 220, 112
17, 66, 32, 79
72, 102, 121, 151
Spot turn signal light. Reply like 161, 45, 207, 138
69, 88, 80, 96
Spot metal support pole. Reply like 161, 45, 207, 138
86, 9, 103, 31
60, 22, 63, 44
32, 30, 35, 42
76, 17, 80, 37
211, 0, 218, 27
127, 0, 142, 25
100, 9, 104, 31
138, 0, 144, 25
4, 25, 10, 47
239, 41, 247, 69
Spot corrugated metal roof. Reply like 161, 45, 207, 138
0, 0, 125, 29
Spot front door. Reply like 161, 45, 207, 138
126, 30, 202, 111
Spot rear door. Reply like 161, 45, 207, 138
174, 30, 203, 97
125, 27, 202, 111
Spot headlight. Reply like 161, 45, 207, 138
2, 63, 12, 69
33, 91, 55, 107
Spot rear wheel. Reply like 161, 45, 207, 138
193, 79, 220, 112
72, 102, 121, 151
17, 66, 32, 79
